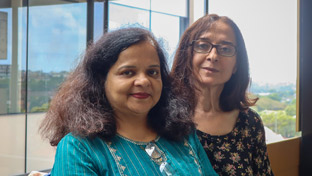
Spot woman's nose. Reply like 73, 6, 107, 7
206, 48, 219, 62
134, 74, 151, 87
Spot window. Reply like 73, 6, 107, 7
26, 1, 87, 172
0, 0, 190, 175
0, 0, 88, 175
0, 0, 27, 174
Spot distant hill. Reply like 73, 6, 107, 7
254, 96, 287, 111
250, 82, 296, 94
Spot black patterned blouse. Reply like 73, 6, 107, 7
196, 108, 274, 176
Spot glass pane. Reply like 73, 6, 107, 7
193, 0, 205, 21
209, 0, 299, 143
109, 2, 150, 31
151, 0, 187, 17
151, 12, 180, 67
26, 0, 87, 172
112, 0, 150, 10
109, 1, 187, 67
0, 0, 26, 175
94, 2, 104, 41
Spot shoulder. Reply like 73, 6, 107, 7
240, 108, 267, 144
56, 133, 89, 156
58, 133, 87, 146
57, 133, 81, 147
240, 108, 263, 127
57, 133, 107, 154
239, 108, 265, 138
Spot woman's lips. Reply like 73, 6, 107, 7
202, 67, 219, 73
131, 93, 151, 99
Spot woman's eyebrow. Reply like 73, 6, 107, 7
149, 65, 160, 68
117, 65, 136, 71
198, 38, 210, 41
219, 40, 236, 46
198, 38, 235, 46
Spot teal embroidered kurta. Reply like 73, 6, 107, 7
51, 132, 217, 176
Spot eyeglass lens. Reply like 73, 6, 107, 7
193, 40, 236, 57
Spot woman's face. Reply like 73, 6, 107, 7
192, 21, 237, 88
105, 41, 162, 118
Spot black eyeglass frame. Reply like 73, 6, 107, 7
190, 39, 237, 57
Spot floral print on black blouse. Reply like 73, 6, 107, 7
197, 108, 274, 176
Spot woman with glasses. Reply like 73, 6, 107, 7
170, 14, 274, 175
40, 27, 217, 176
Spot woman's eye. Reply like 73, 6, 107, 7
198, 43, 209, 50
148, 70, 159, 76
121, 70, 134, 76
220, 46, 230, 51
219, 45, 233, 53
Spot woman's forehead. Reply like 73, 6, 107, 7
197, 21, 236, 44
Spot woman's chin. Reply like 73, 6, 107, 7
128, 106, 153, 116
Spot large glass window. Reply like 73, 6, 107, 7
0, 0, 27, 175
26, 1, 87, 172
0, 0, 190, 175
208, 0, 299, 143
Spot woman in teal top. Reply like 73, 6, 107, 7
53, 131, 212, 175
40, 28, 217, 176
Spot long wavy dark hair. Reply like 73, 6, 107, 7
40, 28, 194, 146
170, 14, 257, 115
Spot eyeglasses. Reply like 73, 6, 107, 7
190, 39, 237, 57
145, 142, 173, 175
